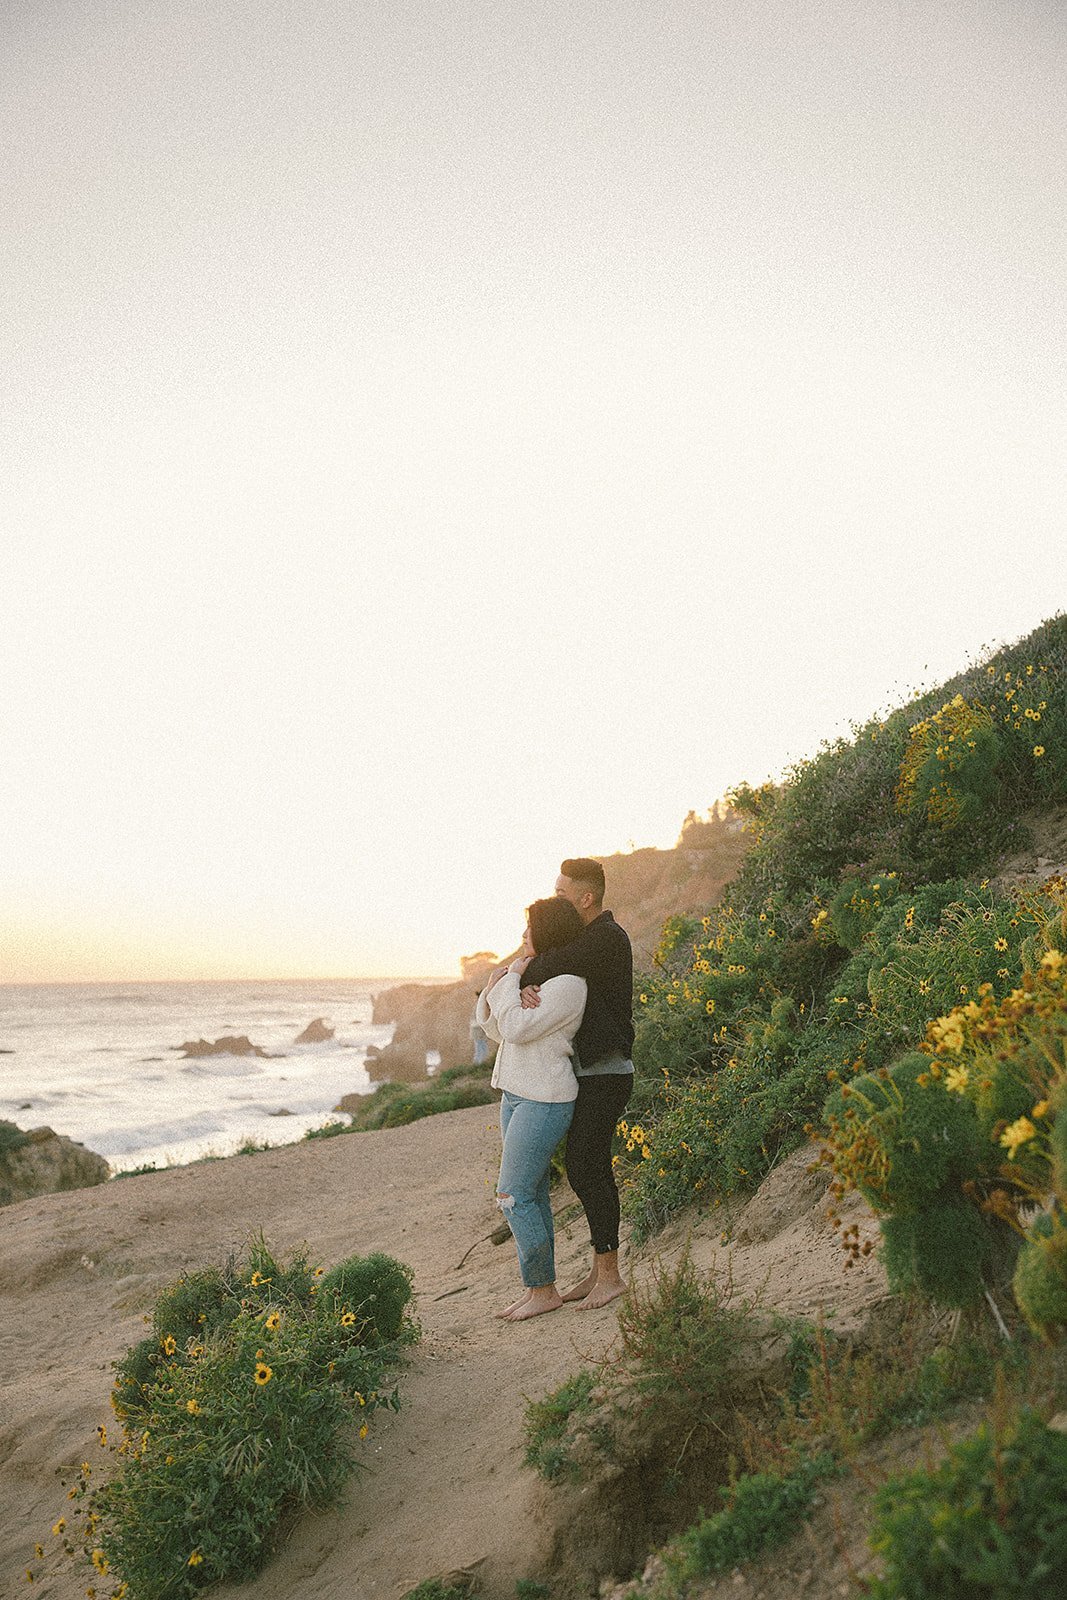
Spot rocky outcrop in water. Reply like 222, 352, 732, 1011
370, 959, 498, 1081
0, 1124, 110, 1208
177, 1035, 270, 1059
295, 1018, 334, 1043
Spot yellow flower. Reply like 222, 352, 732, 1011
354, 1391, 366, 1406
52, 1521, 66, 1537
639, 993, 647, 1004
264, 1311, 281, 1331
186, 1399, 201, 1415
945, 1066, 970, 1094
1040, 949, 1063, 973
250, 1270, 271, 1287
918, 979, 931, 996
1032, 1101, 1050, 1120
642, 1146, 651, 1159
705, 999, 716, 1014
254, 1363, 273, 1386
313, 1266, 325, 1277
91, 1550, 109, 1576
359, 1423, 369, 1440
188, 1551, 204, 1567
340, 1311, 356, 1327
160, 1336, 177, 1357
666, 994, 676, 1005
34, 1546, 43, 1559
1034, 746, 1045, 757
999, 1117, 1037, 1159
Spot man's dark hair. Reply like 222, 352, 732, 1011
527, 896, 585, 954
560, 857, 605, 905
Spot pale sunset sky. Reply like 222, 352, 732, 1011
2, 0, 1065, 983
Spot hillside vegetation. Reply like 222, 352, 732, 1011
621, 612, 1066, 1246
538, 611, 1067, 1598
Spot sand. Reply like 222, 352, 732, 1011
0, 1108, 887, 1600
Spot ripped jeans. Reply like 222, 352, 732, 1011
497, 1091, 576, 1288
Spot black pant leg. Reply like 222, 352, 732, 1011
564, 1074, 633, 1254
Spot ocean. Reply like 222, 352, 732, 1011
0, 977, 450, 1174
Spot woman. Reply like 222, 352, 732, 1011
476, 896, 587, 1321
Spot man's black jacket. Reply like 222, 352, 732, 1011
521, 910, 634, 1070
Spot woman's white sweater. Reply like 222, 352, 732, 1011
475, 971, 587, 1103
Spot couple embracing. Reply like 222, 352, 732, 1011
475, 858, 634, 1322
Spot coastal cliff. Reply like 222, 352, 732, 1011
366, 806, 749, 1080
0, 1122, 110, 1207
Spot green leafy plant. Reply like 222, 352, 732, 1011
867, 1406, 1067, 1598
662, 1450, 838, 1583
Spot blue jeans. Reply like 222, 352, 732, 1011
498, 1091, 575, 1288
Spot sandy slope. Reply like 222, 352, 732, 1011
0, 1110, 885, 1600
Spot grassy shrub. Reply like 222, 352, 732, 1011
867, 1407, 1067, 1598
0, 1119, 30, 1156
523, 1251, 761, 1493
775, 1314, 1011, 1453
612, 1250, 757, 1419
41, 1237, 416, 1600
523, 1369, 598, 1481
311, 1065, 496, 1135
660, 1451, 838, 1585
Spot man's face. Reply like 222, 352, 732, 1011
555, 873, 591, 918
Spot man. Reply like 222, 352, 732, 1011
518, 857, 634, 1309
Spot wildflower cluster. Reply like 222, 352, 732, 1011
895, 693, 1000, 830
821, 926, 1067, 1319
28, 1237, 416, 1600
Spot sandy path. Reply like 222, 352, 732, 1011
0, 1109, 624, 1600
0, 1110, 885, 1600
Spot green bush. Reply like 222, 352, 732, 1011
1013, 1213, 1067, 1340
880, 1203, 999, 1309
322, 1067, 496, 1133
867, 1408, 1067, 1598
44, 1238, 416, 1600
317, 1251, 416, 1345
663, 1451, 838, 1582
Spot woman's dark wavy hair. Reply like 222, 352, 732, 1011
527, 896, 584, 955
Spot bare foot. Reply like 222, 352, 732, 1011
575, 1280, 628, 1310
560, 1271, 597, 1303
506, 1287, 564, 1320
494, 1290, 531, 1319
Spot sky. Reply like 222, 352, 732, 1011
2, 0, 1065, 983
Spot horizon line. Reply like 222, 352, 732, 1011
0, 972, 458, 988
